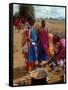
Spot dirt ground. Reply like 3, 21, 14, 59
13, 20, 66, 86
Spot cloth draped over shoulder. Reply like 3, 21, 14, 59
37, 27, 48, 61
39, 28, 48, 55
27, 27, 37, 63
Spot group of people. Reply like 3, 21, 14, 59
20, 17, 65, 73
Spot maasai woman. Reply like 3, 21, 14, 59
53, 33, 65, 64
53, 33, 65, 71
21, 22, 30, 67
26, 17, 37, 72
37, 19, 48, 66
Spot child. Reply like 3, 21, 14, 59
37, 19, 48, 67
48, 33, 54, 57
48, 33, 55, 71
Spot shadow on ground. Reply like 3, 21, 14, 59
13, 66, 28, 79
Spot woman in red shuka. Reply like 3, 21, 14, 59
37, 19, 49, 66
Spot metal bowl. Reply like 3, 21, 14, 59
30, 68, 48, 79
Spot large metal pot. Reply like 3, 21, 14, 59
30, 68, 48, 85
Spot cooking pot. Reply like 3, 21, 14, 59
30, 68, 48, 85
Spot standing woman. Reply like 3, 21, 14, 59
26, 17, 37, 72
37, 19, 49, 66
21, 21, 30, 68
